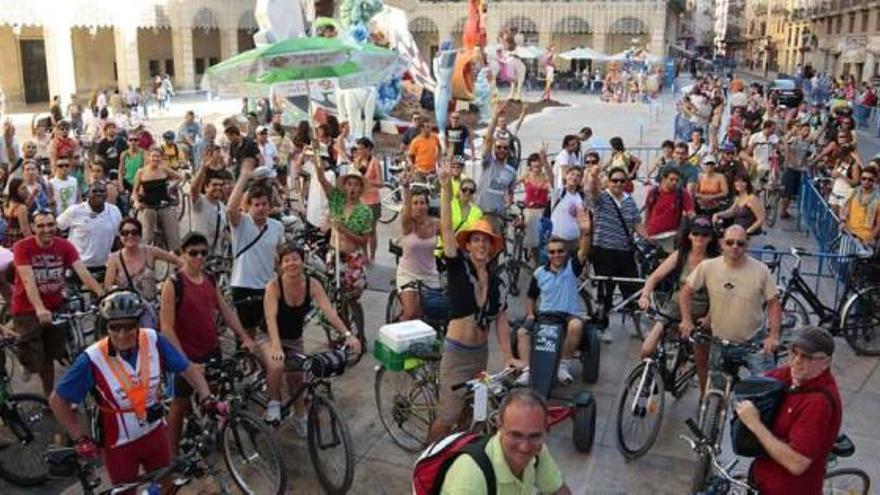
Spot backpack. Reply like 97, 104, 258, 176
412, 432, 496, 495
645, 185, 684, 221
171, 270, 216, 311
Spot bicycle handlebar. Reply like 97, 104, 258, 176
451, 366, 526, 392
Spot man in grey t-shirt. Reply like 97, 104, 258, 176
182, 165, 231, 257
477, 140, 517, 231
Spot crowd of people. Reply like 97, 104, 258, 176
0, 63, 870, 493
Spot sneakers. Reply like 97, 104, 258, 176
264, 401, 281, 424
515, 370, 530, 386
557, 360, 574, 385
599, 329, 613, 343
293, 413, 309, 437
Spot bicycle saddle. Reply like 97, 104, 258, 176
45, 447, 77, 467
831, 434, 855, 458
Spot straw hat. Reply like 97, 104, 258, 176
337, 164, 365, 188
456, 219, 504, 258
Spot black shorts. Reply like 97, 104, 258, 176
782, 168, 803, 198
172, 350, 221, 399
231, 287, 266, 330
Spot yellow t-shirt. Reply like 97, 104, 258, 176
847, 197, 874, 243
161, 143, 181, 169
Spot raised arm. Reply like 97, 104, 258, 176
313, 158, 335, 198
190, 160, 208, 203
399, 172, 414, 234
226, 158, 255, 228
438, 160, 457, 258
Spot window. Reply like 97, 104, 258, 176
148, 60, 160, 77
827, 18, 832, 35
848, 13, 855, 32
835, 15, 842, 34
165, 59, 174, 77
862, 11, 869, 32
195, 58, 206, 75
209, 57, 219, 67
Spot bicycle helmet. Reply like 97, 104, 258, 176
162, 130, 175, 141
719, 142, 736, 153
98, 290, 143, 321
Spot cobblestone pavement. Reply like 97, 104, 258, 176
3, 86, 878, 494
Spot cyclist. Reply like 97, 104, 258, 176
263, 242, 362, 428
680, 225, 781, 378
440, 388, 571, 495
445, 111, 475, 162
396, 177, 440, 321
428, 161, 513, 442
736, 327, 841, 495
637, 217, 719, 392
644, 167, 695, 253
49, 290, 214, 488
744, 120, 779, 189
515, 218, 591, 385
161, 232, 256, 451
12, 209, 104, 396
840, 164, 880, 247
57, 180, 121, 284
132, 147, 183, 250
478, 105, 517, 232
182, 164, 231, 257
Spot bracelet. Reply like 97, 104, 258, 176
343, 331, 353, 339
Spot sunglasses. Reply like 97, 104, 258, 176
186, 249, 209, 258
107, 322, 137, 333
547, 249, 566, 255
495, 146, 508, 150
691, 231, 712, 237
725, 239, 747, 247
585, 160, 598, 164
861, 177, 875, 182
610, 178, 627, 184
460, 187, 475, 193
128, 139, 138, 142
119, 229, 140, 237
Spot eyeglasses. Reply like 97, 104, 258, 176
610, 178, 627, 184
119, 229, 140, 237
460, 187, 476, 194
725, 239, 747, 247
57, 164, 69, 168
128, 139, 138, 142
90, 189, 107, 195
186, 249, 209, 258
107, 322, 137, 333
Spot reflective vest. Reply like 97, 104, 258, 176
85, 328, 163, 448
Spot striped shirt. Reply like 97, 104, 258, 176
591, 190, 640, 250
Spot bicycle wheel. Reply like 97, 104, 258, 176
615, 361, 665, 460
307, 393, 354, 495
325, 298, 366, 365
385, 289, 402, 324
764, 189, 780, 228
221, 410, 287, 495
822, 467, 871, 495
378, 186, 401, 224
374, 364, 439, 453
779, 291, 811, 345
500, 260, 533, 323
842, 286, 880, 356
691, 394, 724, 494
0, 394, 67, 486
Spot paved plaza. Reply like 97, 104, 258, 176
4, 86, 880, 494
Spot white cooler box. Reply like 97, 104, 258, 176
377, 320, 437, 353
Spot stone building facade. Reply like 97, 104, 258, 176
800, 0, 880, 81
0, 0, 259, 110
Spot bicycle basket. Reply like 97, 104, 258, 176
306, 349, 348, 378
730, 376, 786, 457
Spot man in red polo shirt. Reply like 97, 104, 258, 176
644, 167, 694, 253
735, 327, 842, 495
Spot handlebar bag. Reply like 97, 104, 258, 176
422, 287, 451, 321
730, 376, 786, 457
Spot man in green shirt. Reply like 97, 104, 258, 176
441, 389, 572, 495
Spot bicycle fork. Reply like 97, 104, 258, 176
631, 359, 659, 416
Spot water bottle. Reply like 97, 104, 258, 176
142, 481, 160, 495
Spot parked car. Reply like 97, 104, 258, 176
769, 79, 803, 108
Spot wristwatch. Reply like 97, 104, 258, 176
343, 331, 353, 338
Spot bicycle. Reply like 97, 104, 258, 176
377, 158, 406, 224
200, 354, 287, 494
44, 397, 258, 495
374, 341, 441, 453
0, 336, 68, 486
688, 331, 783, 493
681, 421, 870, 495
384, 279, 449, 335
615, 309, 698, 460
775, 246, 880, 355
241, 344, 354, 495
53, 299, 99, 364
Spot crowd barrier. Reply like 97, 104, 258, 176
796, 172, 872, 300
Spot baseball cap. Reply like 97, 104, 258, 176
690, 216, 713, 235
792, 327, 835, 356
702, 155, 718, 165
720, 142, 736, 152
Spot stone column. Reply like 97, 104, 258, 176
863, 52, 875, 82
43, 23, 77, 108
114, 26, 141, 92
172, 27, 196, 90
220, 28, 238, 60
